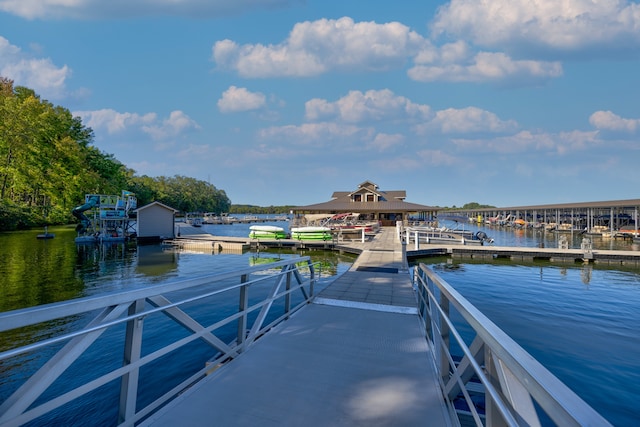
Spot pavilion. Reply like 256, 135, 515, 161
292, 180, 438, 227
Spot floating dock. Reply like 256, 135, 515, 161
408, 245, 640, 267
170, 223, 640, 266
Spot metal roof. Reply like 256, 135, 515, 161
295, 181, 437, 213
135, 201, 178, 212
452, 198, 640, 212
294, 199, 437, 213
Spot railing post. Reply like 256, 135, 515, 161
424, 273, 433, 341
118, 298, 146, 424
401, 238, 408, 272
285, 268, 292, 318
415, 230, 419, 250
417, 267, 432, 341
237, 274, 249, 351
484, 347, 506, 427
438, 290, 451, 383
308, 260, 315, 299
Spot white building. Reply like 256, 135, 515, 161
135, 201, 177, 243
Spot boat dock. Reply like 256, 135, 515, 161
170, 222, 640, 266
199, 215, 289, 225
146, 227, 451, 426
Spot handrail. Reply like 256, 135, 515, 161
403, 225, 492, 247
413, 263, 612, 427
0, 256, 317, 427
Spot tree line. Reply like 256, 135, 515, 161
0, 77, 230, 231
228, 204, 295, 215
440, 202, 496, 210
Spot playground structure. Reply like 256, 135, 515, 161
72, 191, 137, 243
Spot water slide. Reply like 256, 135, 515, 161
72, 196, 100, 233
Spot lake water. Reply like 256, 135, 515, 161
1, 219, 639, 426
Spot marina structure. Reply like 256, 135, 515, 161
72, 191, 138, 243
0, 226, 619, 426
292, 180, 438, 227
449, 199, 640, 236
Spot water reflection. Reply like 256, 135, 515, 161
0, 227, 84, 311
136, 244, 178, 277
581, 264, 592, 284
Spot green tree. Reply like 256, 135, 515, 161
0, 77, 232, 230
128, 175, 231, 214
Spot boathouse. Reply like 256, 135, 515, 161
293, 180, 438, 226
136, 201, 178, 243
449, 198, 640, 236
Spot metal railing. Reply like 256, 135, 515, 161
0, 257, 317, 427
403, 226, 492, 247
413, 263, 612, 427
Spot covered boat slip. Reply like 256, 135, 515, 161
143, 228, 452, 427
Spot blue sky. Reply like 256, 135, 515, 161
2, 0, 639, 208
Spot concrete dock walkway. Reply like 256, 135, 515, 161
142, 228, 452, 427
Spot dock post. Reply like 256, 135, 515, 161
402, 238, 409, 272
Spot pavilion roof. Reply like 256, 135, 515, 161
294, 181, 437, 213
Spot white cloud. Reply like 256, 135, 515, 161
213, 17, 564, 85
218, 86, 266, 113
431, 0, 640, 53
0, 0, 295, 20
0, 36, 71, 99
259, 122, 371, 146
75, 109, 156, 134
416, 149, 458, 166
589, 110, 640, 132
450, 129, 599, 154
555, 130, 601, 154
369, 133, 404, 152
213, 17, 425, 77
409, 49, 562, 83
305, 89, 432, 123
75, 109, 200, 140
423, 106, 518, 134
142, 110, 201, 140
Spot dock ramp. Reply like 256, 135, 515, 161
142, 302, 451, 426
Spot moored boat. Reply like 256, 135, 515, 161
249, 225, 287, 240
290, 226, 333, 241
36, 226, 55, 239
74, 233, 127, 244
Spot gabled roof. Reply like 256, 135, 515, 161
295, 181, 436, 213
294, 200, 436, 213
135, 201, 178, 213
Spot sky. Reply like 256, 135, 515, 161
1, 0, 640, 208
